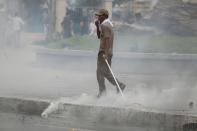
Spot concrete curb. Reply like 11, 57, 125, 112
0, 96, 49, 116
49, 103, 197, 131
1, 96, 197, 130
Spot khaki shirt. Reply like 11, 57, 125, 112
99, 21, 114, 56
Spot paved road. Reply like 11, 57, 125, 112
0, 111, 161, 131
1, 47, 197, 99
1, 47, 197, 108
1, 47, 197, 131
36, 48, 197, 75
35, 48, 197, 90
0, 112, 94, 131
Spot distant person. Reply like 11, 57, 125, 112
89, 19, 97, 36
95, 9, 126, 98
10, 12, 25, 47
61, 13, 72, 38
71, 8, 83, 36
135, 12, 142, 23
42, 10, 50, 39
0, 3, 7, 48
80, 15, 89, 35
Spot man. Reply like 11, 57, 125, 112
95, 9, 126, 98
0, 3, 6, 48
10, 13, 25, 47
89, 19, 96, 36
61, 13, 72, 38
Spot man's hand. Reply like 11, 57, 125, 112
95, 20, 100, 39
102, 54, 107, 60
95, 20, 100, 28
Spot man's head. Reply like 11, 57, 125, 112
95, 9, 109, 23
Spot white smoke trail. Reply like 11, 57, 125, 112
41, 82, 197, 118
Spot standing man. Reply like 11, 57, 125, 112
61, 13, 72, 38
10, 12, 25, 47
0, 3, 6, 48
95, 9, 126, 98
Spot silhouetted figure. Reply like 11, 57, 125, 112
80, 16, 89, 35
0, 3, 6, 48
61, 14, 72, 38
89, 19, 96, 36
10, 13, 25, 47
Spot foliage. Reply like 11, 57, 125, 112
113, 0, 131, 6
74, 0, 131, 7
70, 0, 131, 7
75, 0, 102, 7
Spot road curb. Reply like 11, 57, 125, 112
1, 96, 197, 130
0, 96, 49, 116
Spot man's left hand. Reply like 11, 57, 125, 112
103, 54, 107, 59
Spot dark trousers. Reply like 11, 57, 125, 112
96, 52, 123, 94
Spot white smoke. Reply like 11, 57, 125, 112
42, 82, 197, 118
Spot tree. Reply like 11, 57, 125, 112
76, 0, 102, 7
113, 0, 131, 6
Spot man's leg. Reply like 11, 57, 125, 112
104, 57, 126, 93
105, 72, 126, 93
97, 68, 106, 97
96, 53, 106, 97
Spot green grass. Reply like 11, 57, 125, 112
115, 34, 197, 53
33, 34, 197, 54
33, 35, 99, 50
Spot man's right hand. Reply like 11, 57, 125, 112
95, 20, 100, 39
95, 20, 100, 27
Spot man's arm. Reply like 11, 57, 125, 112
95, 20, 100, 39
103, 37, 110, 58
102, 25, 111, 58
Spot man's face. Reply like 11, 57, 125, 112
97, 14, 106, 23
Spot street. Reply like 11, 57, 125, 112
1, 47, 197, 131
1, 47, 197, 110
0, 111, 160, 131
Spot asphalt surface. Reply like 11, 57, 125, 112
0, 112, 166, 131
0, 112, 95, 131
36, 48, 197, 75
1, 47, 197, 131
1, 47, 197, 100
